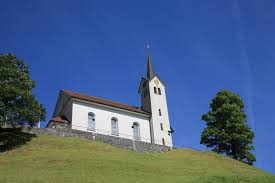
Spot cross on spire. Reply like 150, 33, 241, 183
146, 40, 150, 49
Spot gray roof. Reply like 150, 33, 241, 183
145, 49, 166, 86
147, 50, 156, 80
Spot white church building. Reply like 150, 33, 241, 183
47, 49, 174, 147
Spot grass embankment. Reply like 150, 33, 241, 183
0, 134, 274, 183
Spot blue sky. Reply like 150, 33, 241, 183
1, 0, 274, 174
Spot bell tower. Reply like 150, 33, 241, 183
138, 45, 173, 147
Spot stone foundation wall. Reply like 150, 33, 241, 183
22, 128, 171, 153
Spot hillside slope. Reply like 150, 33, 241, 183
0, 135, 274, 183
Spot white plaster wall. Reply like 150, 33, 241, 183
149, 76, 173, 147
71, 100, 151, 143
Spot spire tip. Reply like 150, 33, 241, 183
146, 40, 150, 49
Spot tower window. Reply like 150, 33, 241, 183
154, 87, 157, 94
143, 82, 147, 88
160, 123, 163, 131
159, 109, 162, 116
158, 88, 162, 95
162, 138, 165, 146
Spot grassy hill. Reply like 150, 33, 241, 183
0, 135, 274, 183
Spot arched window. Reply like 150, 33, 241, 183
111, 117, 119, 136
88, 112, 95, 131
132, 122, 140, 141
158, 88, 162, 95
154, 87, 157, 94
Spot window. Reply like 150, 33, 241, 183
154, 87, 157, 94
162, 138, 165, 146
88, 112, 95, 131
158, 88, 162, 95
160, 123, 163, 131
111, 117, 119, 136
159, 109, 162, 116
132, 122, 140, 140
143, 82, 147, 88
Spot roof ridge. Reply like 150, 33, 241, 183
62, 90, 149, 115
63, 90, 139, 108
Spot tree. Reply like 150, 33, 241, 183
201, 90, 256, 165
0, 53, 46, 127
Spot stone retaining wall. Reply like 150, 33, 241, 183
22, 128, 171, 153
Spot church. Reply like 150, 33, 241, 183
47, 48, 174, 147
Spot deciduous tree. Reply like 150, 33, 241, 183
201, 90, 255, 165
0, 53, 46, 127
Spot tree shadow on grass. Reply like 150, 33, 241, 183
0, 128, 36, 152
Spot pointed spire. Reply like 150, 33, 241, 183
146, 42, 156, 80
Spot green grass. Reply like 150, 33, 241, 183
0, 135, 274, 183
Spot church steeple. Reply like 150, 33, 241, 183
146, 44, 156, 80
139, 43, 173, 147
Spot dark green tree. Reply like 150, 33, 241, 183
0, 54, 46, 127
201, 90, 255, 165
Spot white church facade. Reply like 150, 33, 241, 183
47, 49, 174, 147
